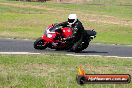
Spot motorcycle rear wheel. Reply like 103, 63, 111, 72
70, 40, 89, 53
34, 37, 47, 50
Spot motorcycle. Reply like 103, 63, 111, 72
34, 24, 96, 52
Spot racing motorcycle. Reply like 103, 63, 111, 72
34, 24, 96, 52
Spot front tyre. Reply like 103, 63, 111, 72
34, 37, 47, 50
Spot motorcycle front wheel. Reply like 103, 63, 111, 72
34, 37, 47, 50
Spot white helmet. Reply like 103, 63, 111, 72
68, 14, 77, 25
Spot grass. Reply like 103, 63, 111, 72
0, 54, 132, 88
0, 0, 132, 44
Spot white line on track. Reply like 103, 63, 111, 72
66, 54, 132, 59
0, 52, 40, 55
0, 52, 132, 59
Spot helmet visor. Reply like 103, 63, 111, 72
68, 19, 75, 23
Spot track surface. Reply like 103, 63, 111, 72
0, 39, 132, 57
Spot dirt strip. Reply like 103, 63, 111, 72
0, 2, 132, 25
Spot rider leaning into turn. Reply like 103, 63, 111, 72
57, 14, 85, 51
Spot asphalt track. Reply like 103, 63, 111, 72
0, 38, 132, 57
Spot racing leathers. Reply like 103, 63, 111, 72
57, 19, 85, 51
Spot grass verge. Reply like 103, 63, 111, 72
0, 54, 132, 88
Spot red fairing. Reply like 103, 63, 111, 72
41, 35, 53, 42
61, 27, 72, 38
40, 25, 73, 49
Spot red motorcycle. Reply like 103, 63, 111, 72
34, 24, 96, 52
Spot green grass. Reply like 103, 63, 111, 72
0, 54, 132, 88
90, 23, 132, 44
2, 0, 132, 19
0, 1, 132, 44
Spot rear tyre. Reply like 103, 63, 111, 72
80, 31, 90, 51
81, 40, 89, 50
70, 39, 90, 53
34, 37, 47, 50
73, 42, 89, 53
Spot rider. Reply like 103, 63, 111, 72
57, 14, 85, 51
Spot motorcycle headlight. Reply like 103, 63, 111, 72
47, 34, 52, 38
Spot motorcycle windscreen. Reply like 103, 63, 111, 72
61, 27, 72, 38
